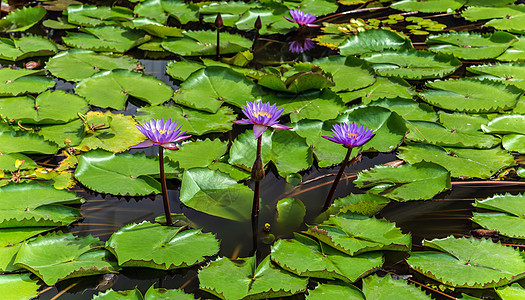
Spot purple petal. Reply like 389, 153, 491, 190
253, 124, 268, 139
129, 140, 154, 149
172, 134, 192, 143
271, 124, 292, 130
232, 119, 254, 125
161, 143, 179, 150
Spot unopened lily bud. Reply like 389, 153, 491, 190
254, 16, 262, 30
251, 155, 265, 181
215, 13, 223, 28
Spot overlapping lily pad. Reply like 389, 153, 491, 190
199, 255, 308, 300
305, 212, 410, 255
0, 35, 57, 61
0, 183, 83, 228
165, 139, 227, 170
462, 6, 525, 33
362, 50, 461, 79
63, 26, 149, 53
419, 79, 522, 113
271, 234, 383, 283
76, 69, 173, 109
0, 227, 53, 272
391, 0, 466, 13
0, 68, 55, 97
14, 232, 119, 285
367, 98, 437, 122
362, 274, 432, 299
106, 221, 219, 269
472, 193, 525, 239
354, 162, 451, 201
0, 128, 59, 154
46, 49, 139, 82
0, 153, 38, 171
306, 281, 364, 299
75, 150, 178, 196
407, 236, 525, 288
162, 30, 252, 56
339, 29, 413, 56
0, 273, 40, 300
339, 77, 415, 103
311, 56, 375, 92
252, 67, 335, 93
0, 7, 46, 32
66, 4, 133, 26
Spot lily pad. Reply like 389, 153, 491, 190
354, 162, 451, 201
66, 4, 133, 27
0, 68, 55, 97
368, 98, 437, 122
75, 150, 178, 196
276, 198, 306, 230
162, 30, 252, 56
106, 221, 219, 269
427, 31, 517, 60
93, 288, 142, 300
362, 274, 432, 299
362, 50, 461, 79
0, 153, 38, 171
271, 234, 383, 283
0, 227, 53, 272
131, 18, 183, 38
0, 7, 46, 32
306, 281, 364, 300
199, 255, 308, 300
502, 134, 525, 153
407, 236, 525, 288
135, 104, 236, 135
76, 69, 173, 110
339, 29, 413, 56
462, 6, 525, 33
481, 114, 525, 135
0, 90, 88, 124
405, 121, 500, 149
496, 283, 525, 299
305, 213, 411, 256
0, 273, 40, 300
0, 183, 83, 228
234, 8, 294, 35
419, 79, 521, 113
14, 232, 119, 285
0, 128, 59, 154
472, 193, 525, 239
438, 111, 489, 133
63, 26, 149, 53
391, 0, 466, 13
229, 129, 312, 176
339, 77, 415, 103
311, 56, 375, 92
0, 35, 57, 61
179, 168, 254, 221
398, 143, 515, 178
165, 59, 205, 81
46, 49, 139, 82
173, 66, 257, 113
327, 193, 390, 217
165, 139, 227, 171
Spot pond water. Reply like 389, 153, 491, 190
2, 0, 525, 299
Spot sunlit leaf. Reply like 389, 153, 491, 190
63, 26, 149, 53
339, 29, 412, 56
162, 30, 252, 56
0, 7, 46, 32
165, 139, 227, 170
472, 193, 525, 239
311, 56, 375, 92
0, 68, 55, 97
0, 35, 57, 61
339, 77, 415, 103
362, 274, 432, 299
276, 198, 306, 230
0, 274, 40, 300
391, 0, 466, 13
66, 4, 133, 26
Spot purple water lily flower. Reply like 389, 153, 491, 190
322, 122, 375, 148
232, 101, 292, 139
289, 38, 315, 53
284, 9, 320, 27
130, 118, 191, 150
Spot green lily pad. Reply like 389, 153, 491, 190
497, 38, 525, 61
0, 227, 53, 272
93, 288, 142, 300
0, 128, 59, 154
0, 183, 83, 228
276, 198, 306, 230
502, 134, 525, 153
481, 114, 525, 135
165, 59, 205, 81
179, 168, 253, 221
496, 283, 525, 299
63, 26, 149, 53
427, 31, 517, 60
339, 29, 412, 56
34, 119, 84, 147
306, 281, 364, 300
271, 234, 383, 283
354, 162, 451, 201
46, 49, 139, 82
327, 193, 390, 217
305, 213, 410, 256
405, 121, 500, 149
199, 255, 308, 300
75, 111, 146, 153
75, 150, 178, 196
267, 89, 346, 123
0, 273, 40, 300
311, 56, 375, 92
368, 97, 437, 122
162, 0, 199, 24
106, 221, 219, 270
438, 111, 489, 133
143, 285, 195, 300
76, 69, 173, 110
14, 232, 119, 285
419, 79, 521, 113
339, 77, 415, 103
0, 90, 88, 124
407, 236, 525, 288
173, 66, 257, 113
0, 68, 55, 97
134, 0, 168, 23
362, 50, 461, 79
252, 68, 335, 94
234, 8, 294, 35
0, 153, 38, 171
472, 193, 525, 239
200, 1, 260, 27
229, 129, 312, 176
66, 4, 133, 26
165, 139, 227, 170
162, 30, 252, 56
362, 274, 432, 299
0, 7, 46, 32
391, 0, 466, 13
135, 104, 236, 135
398, 143, 515, 178
131, 18, 183, 38
0, 35, 57, 61
42, 17, 77, 30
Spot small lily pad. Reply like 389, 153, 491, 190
339, 29, 412, 56
162, 30, 252, 56
0, 68, 55, 97
0, 35, 57, 61
472, 193, 525, 239
0, 7, 46, 32
0, 273, 41, 300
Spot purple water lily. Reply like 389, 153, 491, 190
284, 9, 320, 27
232, 101, 292, 139
130, 118, 191, 150
289, 38, 315, 53
323, 122, 375, 148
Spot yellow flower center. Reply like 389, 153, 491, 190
157, 129, 172, 135
347, 132, 358, 139
253, 111, 272, 118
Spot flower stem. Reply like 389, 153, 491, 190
159, 147, 173, 226
322, 147, 352, 212
251, 136, 263, 254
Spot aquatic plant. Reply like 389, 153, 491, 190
284, 9, 320, 27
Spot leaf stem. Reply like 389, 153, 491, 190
159, 147, 173, 226
323, 147, 352, 211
